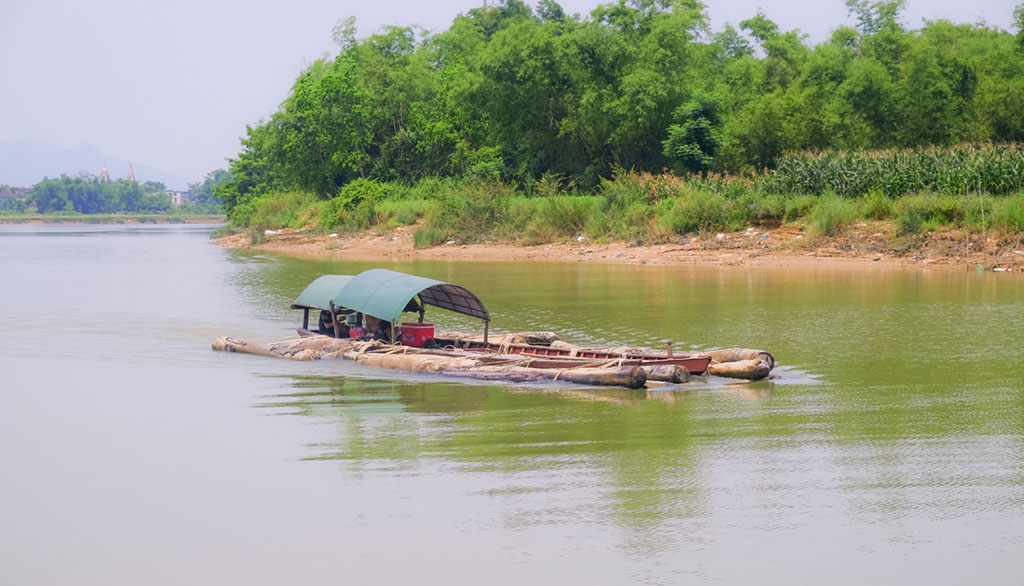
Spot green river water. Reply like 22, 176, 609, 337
1, 224, 1022, 585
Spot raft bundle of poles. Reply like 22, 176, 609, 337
212, 332, 774, 388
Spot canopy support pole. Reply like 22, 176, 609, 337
391, 321, 397, 345
484, 319, 489, 345
328, 301, 342, 338
302, 308, 309, 330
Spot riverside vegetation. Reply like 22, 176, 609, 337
224, 145, 1024, 256
211, 0, 1024, 254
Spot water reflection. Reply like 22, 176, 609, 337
261, 374, 720, 543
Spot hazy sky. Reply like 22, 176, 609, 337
0, 0, 1017, 184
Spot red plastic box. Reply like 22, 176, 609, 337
401, 323, 434, 347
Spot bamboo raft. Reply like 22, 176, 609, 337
213, 335, 653, 388
212, 331, 774, 388
212, 269, 777, 389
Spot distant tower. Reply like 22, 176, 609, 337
100, 168, 110, 183
127, 163, 136, 183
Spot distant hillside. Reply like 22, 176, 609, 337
0, 140, 190, 190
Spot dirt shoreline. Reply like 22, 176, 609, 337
214, 223, 1024, 272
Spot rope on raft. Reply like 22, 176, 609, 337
552, 358, 621, 381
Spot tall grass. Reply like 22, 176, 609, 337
228, 190, 318, 229
807, 194, 858, 238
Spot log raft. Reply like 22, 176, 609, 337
212, 332, 773, 386
212, 336, 647, 389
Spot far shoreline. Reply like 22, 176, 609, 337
0, 214, 225, 225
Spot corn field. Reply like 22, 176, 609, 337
762, 144, 1024, 197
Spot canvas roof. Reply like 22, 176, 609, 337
292, 269, 489, 323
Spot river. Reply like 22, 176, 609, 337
1, 224, 1022, 585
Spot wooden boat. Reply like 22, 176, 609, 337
431, 336, 713, 375
214, 269, 775, 386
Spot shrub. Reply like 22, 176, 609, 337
413, 224, 446, 248
658, 188, 734, 235
990, 193, 1024, 233
228, 191, 317, 228
895, 197, 928, 235
807, 194, 857, 238
248, 225, 267, 245
782, 194, 817, 222
861, 188, 893, 220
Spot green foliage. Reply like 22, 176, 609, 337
807, 193, 858, 237
662, 92, 724, 174
782, 194, 817, 222
216, 0, 1024, 224
249, 226, 268, 245
188, 169, 231, 207
418, 180, 517, 242
28, 176, 172, 214
989, 193, 1024, 233
229, 190, 318, 228
522, 196, 605, 243
413, 224, 446, 248
860, 188, 893, 219
1016, 4, 1024, 50
658, 189, 732, 235
893, 194, 963, 234
764, 145, 1024, 197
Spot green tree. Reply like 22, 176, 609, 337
662, 93, 723, 174
189, 169, 232, 205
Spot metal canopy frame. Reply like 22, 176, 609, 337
332, 269, 490, 324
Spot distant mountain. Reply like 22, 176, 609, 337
0, 140, 190, 190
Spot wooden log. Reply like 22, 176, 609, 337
214, 335, 644, 387
442, 364, 646, 389
556, 366, 646, 388
707, 359, 771, 380
351, 351, 480, 373
705, 348, 775, 370
269, 336, 357, 354
641, 364, 690, 383
212, 336, 319, 361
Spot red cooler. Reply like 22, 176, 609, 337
401, 323, 434, 347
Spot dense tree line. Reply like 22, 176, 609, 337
30, 176, 174, 214
17, 170, 231, 215
217, 0, 1024, 216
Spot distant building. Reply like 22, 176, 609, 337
0, 186, 29, 200
165, 190, 194, 206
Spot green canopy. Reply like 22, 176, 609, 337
292, 269, 490, 324
291, 274, 353, 311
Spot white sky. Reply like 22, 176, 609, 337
0, 0, 1017, 184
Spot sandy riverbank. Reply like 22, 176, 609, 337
214, 222, 1024, 272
